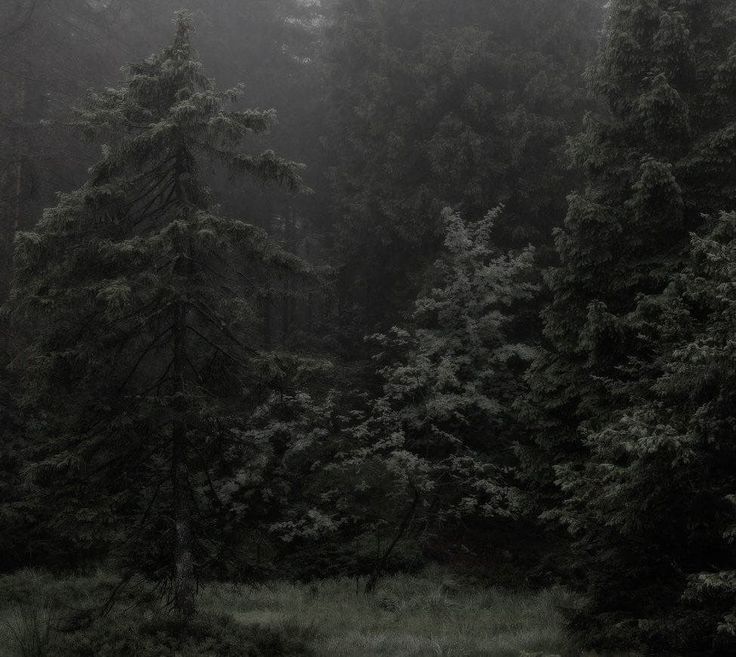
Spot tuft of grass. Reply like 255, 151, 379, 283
0, 571, 56, 657
2, 604, 54, 657
200, 570, 583, 657
0, 569, 142, 657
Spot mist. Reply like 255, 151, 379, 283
2, 2, 735, 656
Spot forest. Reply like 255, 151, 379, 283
1, 1, 736, 656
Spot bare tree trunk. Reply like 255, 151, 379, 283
281, 208, 297, 343
171, 419, 195, 619
13, 77, 25, 236
365, 489, 420, 594
171, 294, 195, 620
0, 75, 24, 305
262, 201, 275, 349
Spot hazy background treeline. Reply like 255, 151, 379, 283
2, 1, 736, 655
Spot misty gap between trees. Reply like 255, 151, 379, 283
2, 1, 736, 655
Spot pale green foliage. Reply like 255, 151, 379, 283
357, 208, 538, 539
238, 210, 539, 574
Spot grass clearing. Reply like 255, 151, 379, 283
200, 568, 581, 657
0, 568, 603, 657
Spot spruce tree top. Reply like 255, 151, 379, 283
537, 0, 736, 422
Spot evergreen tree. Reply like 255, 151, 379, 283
356, 209, 538, 587
536, 0, 736, 437
680, 218, 736, 649
246, 209, 540, 587
532, 0, 736, 650
326, 0, 602, 336
0, 0, 202, 301
559, 214, 736, 653
9, 14, 308, 618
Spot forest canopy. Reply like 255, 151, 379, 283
1, 1, 736, 656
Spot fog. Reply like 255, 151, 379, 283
3, 2, 736, 655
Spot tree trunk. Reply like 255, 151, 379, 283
13, 77, 25, 237
168, 148, 197, 620
172, 419, 195, 619
262, 201, 275, 348
0, 75, 25, 305
281, 209, 296, 343
365, 489, 420, 594
171, 301, 195, 620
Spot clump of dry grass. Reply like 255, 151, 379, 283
0, 570, 56, 657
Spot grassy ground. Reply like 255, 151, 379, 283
200, 569, 581, 657
0, 568, 597, 657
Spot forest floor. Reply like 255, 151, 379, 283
202, 571, 579, 657
0, 568, 619, 657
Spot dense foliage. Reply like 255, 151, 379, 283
3, 0, 736, 654
326, 0, 602, 335
530, 0, 736, 652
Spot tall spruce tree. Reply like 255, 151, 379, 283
9, 14, 308, 618
531, 0, 736, 651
